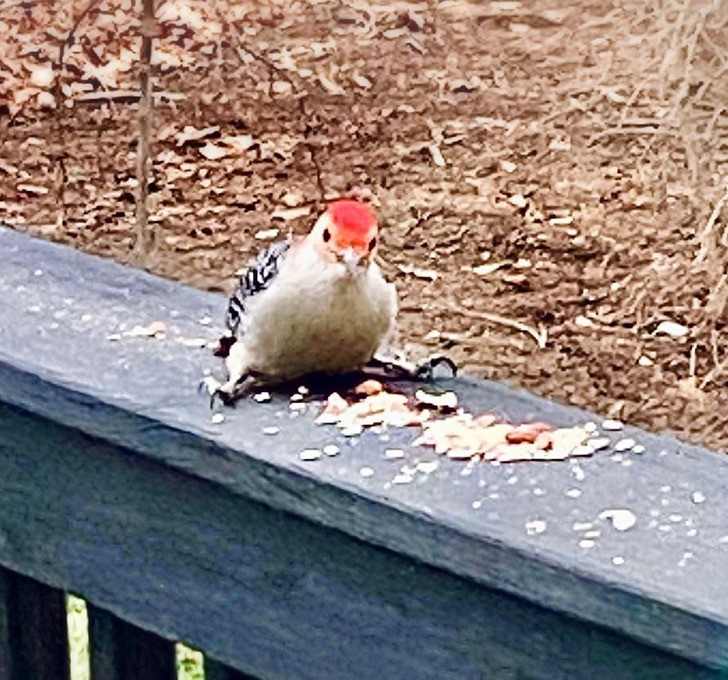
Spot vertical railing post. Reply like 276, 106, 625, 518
0, 569, 70, 680
88, 604, 176, 680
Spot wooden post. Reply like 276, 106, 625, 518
88, 605, 176, 680
1, 571, 70, 680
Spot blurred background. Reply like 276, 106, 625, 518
2, 0, 728, 451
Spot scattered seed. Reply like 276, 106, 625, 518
289, 402, 306, 412
385, 448, 405, 460
253, 392, 271, 403
622, 459, 633, 467
341, 424, 363, 437
691, 491, 706, 504
579, 539, 596, 549
416, 461, 439, 475
660, 485, 672, 493
573, 522, 593, 532
611, 556, 625, 566
392, 473, 414, 485
263, 426, 280, 435
106, 333, 122, 341
198, 316, 212, 326
566, 488, 582, 499
415, 388, 458, 410
525, 519, 547, 535
583, 421, 598, 433
588, 437, 611, 451
299, 449, 322, 462
533, 487, 545, 496
583, 530, 601, 539
354, 379, 383, 396
614, 438, 636, 452
599, 508, 637, 531
290, 393, 304, 402
669, 514, 683, 523
471, 500, 482, 509
359, 466, 374, 478
297, 385, 310, 395
677, 551, 694, 567
179, 337, 208, 348
602, 419, 623, 431
211, 413, 225, 425
571, 466, 586, 482
322, 444, 340, 457
718, 536, 728, 544
686, 529, 698, 537
447, 449, 476, 460
633, 444, 646, 454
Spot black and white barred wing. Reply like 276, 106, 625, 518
225, 238, 292, 337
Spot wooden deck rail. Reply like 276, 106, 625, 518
0, 225, 727, 679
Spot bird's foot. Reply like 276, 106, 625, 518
414, 355, 458, 382
199, 374, 254, 409
368, 353, 457, 382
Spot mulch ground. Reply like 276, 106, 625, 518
2, 0, 728, 449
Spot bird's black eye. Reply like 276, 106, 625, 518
322, 228, 331, 242
368, 237, 377, 250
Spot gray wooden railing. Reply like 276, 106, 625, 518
1, 225, 728, 679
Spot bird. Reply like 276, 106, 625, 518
206, 198, 399, 404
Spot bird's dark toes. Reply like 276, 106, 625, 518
416, 355, 458, 382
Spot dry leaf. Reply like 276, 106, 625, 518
199, 143, 228, 160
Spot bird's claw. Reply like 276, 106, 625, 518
368, 353, 458, 382
199, 374, 258, 409
415, 355, 458, 382
199, 375, 237, 409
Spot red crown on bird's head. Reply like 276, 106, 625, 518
327, 199, 378, 241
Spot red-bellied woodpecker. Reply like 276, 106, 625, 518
207, 199, 398, 403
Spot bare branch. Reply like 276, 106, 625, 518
457, 308, 548, 349
133, 0, 156, 264
694, 181, 728, 265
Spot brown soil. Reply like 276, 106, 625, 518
3, 0, 728, 449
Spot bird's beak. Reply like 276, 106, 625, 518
341, 247, 365, 272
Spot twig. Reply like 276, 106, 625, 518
700, 354, 728, 389
457, 308, 548, 349
694, 181, 728, 264
74, 90, 185, 103
689, 342, 698, 378
133, 0, 156, 264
